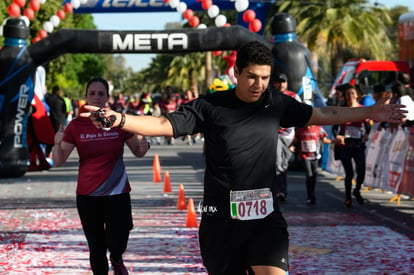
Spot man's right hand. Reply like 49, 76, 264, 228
80, 105, 121, 130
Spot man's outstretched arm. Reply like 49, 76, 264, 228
81, 105, 174, 137
307, 97, 407, 126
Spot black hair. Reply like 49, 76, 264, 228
86, 77, 109, 96
341, 84, 361, 105
398, 72, 410, 85
340, 83, 352, 91
391, 83, 407, 97
373, 84, 386, 94
235, 40, 273, 73
341, 83, 360, 95
52, 85, 60, 93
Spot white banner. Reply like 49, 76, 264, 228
386, 127, 409, 192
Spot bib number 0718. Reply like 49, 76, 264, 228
230, 188, 274, 220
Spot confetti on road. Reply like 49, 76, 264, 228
1, 204, 414, 274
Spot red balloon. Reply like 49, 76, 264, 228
201, 0, 212, 10
7, 3, 21, 18
32, 36, 41, 43
23, 8, 35, 21
249, 19, 262, 33
30, 0, 40, 12
223, 23, 231, 27
189, 16, 200, 28
242, 9, 256, 23
213, 51, 222, 56
13, 0, 26, 8
223, 51, 237, 75
56, 9, 66, 20
64, 3, 73, 14
37, 29, 48, 39
183, 9, 193, 20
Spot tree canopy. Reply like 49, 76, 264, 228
1, 1, 411, 98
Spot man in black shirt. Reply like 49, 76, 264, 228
82, 41, 406, 275
45, 85, 67, 156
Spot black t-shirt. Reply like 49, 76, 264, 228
45, 93, 67, 132
167, 88, 312, 218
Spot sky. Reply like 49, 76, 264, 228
92, 0, 414, 72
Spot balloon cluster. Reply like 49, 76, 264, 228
6, 0, 43, 26
167, 0, 262, 59
167, 0, 260, 82
3, 0, 86, 43
242, 8, 262, 33
167, 0, 261, 32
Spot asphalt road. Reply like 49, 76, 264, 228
0, 139, 413, 274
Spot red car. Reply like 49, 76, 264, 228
328, 59, 410, 99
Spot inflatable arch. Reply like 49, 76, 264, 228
0, 12, 321, 178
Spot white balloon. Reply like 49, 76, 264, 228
207, 5, 220, 18
71, 0, 81, 9
50, 15, 61, 27
0, 26, 3, 37
215, 14, 227, 27
43, 21, 54, 33
19, 16, 30, 28
39, 0, 46, 4
80, 0, 88, 4
176, 2, 187, 13
235, 0, 249, 12
169, 0, 179, 9
198, 23, 207, 29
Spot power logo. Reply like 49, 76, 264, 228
14, 83, 30, 148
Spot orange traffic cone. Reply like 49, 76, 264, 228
163, 171, 172, 193
186, 198, 198, 228
177, 184, 186, 210
153, 154, 161, 182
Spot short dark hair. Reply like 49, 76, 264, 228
373, 84, 386, 94
339, 84, 361, 99
52, 85, 60, 93
275, 73, 288, 82
398, 72, 410, 85
235, 40, 273, 73
86, 77, 109, 96
392, 83, 407, 97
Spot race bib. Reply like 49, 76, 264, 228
301, 140, 317, 152
345, 126, 362, 139
230, 188, 274, 220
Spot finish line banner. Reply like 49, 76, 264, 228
64, 0, 273, 13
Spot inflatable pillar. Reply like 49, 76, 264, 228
270, 13, 325, 107
0, 19, 36, 178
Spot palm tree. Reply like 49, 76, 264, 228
167, 52, 206, 96
135, 54, 175, 93
274, 0, 393, 77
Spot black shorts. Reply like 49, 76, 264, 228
199, 211, 289, 275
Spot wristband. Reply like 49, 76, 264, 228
118, 113, 126, 128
